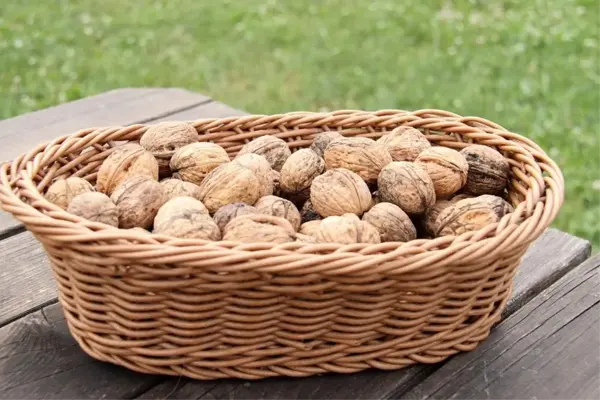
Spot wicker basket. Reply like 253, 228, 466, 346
0, 109, 563, 380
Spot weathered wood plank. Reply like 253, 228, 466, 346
135, 229, 591, 400
404, 254, 600, 400
0, 303, 161, 399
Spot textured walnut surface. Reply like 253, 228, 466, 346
324, 137, 393, 184
280, 149, 324, 200
310, 168, 372, 217
377, 126, 431, 161
378, 161, 435, 215
223, 214, 296, 243
435, 194, 513, 236
234, 153, 274, 198
316, 214, 380, 244
110, 175, 166, 229
170, 142, 230, 186
160, 179, 202, 201
309, 131, 343, 158
153, 196, 219, 240
416, 147, 468, 199
460, 145, 509, 196
198, 162, 261, 213
67, 192, 118, 227
255, 195, 301, 231
45, 177, 95, 210
236, 135, 291, 171
362, 202, 416, 242
140, 121, 198, 177
212, 202, 258, 232
96, 143, 158, 195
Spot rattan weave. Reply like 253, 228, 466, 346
0, 109, 564, 380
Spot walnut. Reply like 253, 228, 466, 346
45, 177, 95, 209
66, 192, 118, 227
435, 195, 513, 236
139, 122, 198, 178
295, 233, 317, 243
422, 194, 475, 235
198, 162, 261, 213
299, 220, 322, 237
416, 147, 469, 199
362, 202, 416, 242
280, 149, 325, 204
96, 143, 158, 195
460, 145, 509, 196
255, 195, 301, 231
309, 131, 343, 158
223, 214, 296, 243
377, 126, 431, 161
310, 168, 372, 217
300, 199, 322, 223
213, 202, 258, 232
324, 137, 393, 184
316, 214, 380, 244
236, 135, 291, 171
270, 169, 282, 197
153, 196, 219, 240
110, 175, 166, 229
233, 153, 274, 198
170, 142, 230, 186
160, 179, 202, 201
378, 162, 436, 215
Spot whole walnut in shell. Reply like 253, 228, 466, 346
110, 175, 166, 229
236, 135, 291, 171
362, 202, 416, 242
310, 168, 372, 217
377, 126, 431, 161
153, 196, 219, 240
460, 145, 510, 196
416, 147, 469, 199
198, 162, 261, 213
67, 192, 118, 227
223, 214, 296, 243
299, 220, 322, 237
45, 177, 95, 209
97, 143, 158, 195
140, 122, 198, 178
422, 194, 475, 235
160, 179, 202, 201
378, 162, 435, 215
300, 199, 321, 223
280, 149, 325, 203
233, 153, 274, 198
324, 137, 393, 184
316, 214, 380, 244
170, 142, 230, 186
255, 195, 301, 231
310, 131, 343, 158
435, 195, 513, 236
213, 202, 258, 232
295, 233, 317, 243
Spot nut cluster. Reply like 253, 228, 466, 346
49, 122, 513, 243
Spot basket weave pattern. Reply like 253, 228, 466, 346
0, 110, 563, 380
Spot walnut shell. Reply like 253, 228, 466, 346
295, 233, 317, 243
160, 179, 202, 201
309, 131, 343, 158
362, 202, 416, 242
45, 177, 95, 209
198, 162, 261, 213
324, 137, 393, 184
255, 195, 301, 231
110, 175, 166, 229
377, 126, 431, 161
236, 135, 291, 171
213, 202, 259, 232
310, 168, 372, 217
378, 162, 436, 215
299, 220, 322, 237
316, 214, 380, 244
97, 143, 158, 195
300, 199, 322, 223
67, 192, 118, 227
170, 142, 230, 186
233, 153, 274, 198
153, 196, 219, 240
435, 195, 513, 236
422, 194, 475, 235
460, 145, 510, 196
280, 149, 325, 202
139, 122, 198, 178
270, 169, 282, 197
223, 214, 296, 243
416, 147, 469, 199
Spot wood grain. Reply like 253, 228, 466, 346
135, 229, 591, 400
404, 254, 600, 400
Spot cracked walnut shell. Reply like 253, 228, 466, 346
96, 143, 158, 195
378, 162, 435, 215
435, 195, 513, 236
153, 196, 219, 240
170, 142, 230, 186
236, 135, 291, 171
310, 168, 372, 217
198, 162, 261, 213
316, 214, 380, 244
67, 192, 118, 227
45, 177, 95, 210
110, 175, 166, 229
377, 126, 431, 162
255, 195, 301, 231
416, 147, 468, 199
223, 214, 296, 243
140, 122, 198, 178
324, 137, 393, 184
460, 145, 509, 196
362, 202, 416, 242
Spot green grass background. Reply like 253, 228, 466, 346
1, 0, 599, 246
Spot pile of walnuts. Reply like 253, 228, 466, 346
44, 122, 514, 245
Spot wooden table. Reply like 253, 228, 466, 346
0, 88, 598, 400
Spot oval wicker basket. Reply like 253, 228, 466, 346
0, 109, 563, 380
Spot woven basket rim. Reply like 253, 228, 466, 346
0, 109, 564, 275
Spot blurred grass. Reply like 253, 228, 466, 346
1, 0, 599, 246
